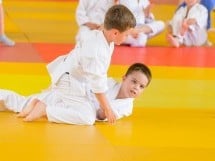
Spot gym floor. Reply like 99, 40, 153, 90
0, 0, 215, 161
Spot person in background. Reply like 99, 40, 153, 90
119, 0, 165, 47
75, 0, 118, 42
177, 0, 215, 29
176, 0, 215, 46
167, 0, 208, 47
0, 0, 15, 46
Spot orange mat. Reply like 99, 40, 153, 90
1, 42, 215, 68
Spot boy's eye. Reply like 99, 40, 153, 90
132, 80, 137, 84
140, 85, 145, 89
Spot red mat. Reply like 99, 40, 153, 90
1, 42, 215, 68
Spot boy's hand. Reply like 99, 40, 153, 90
144, 4, 152, 18
94, 93, 116, 124
84, 22, 100, 30
180, 19, 189, 35
180, 18, 197, 35
104, 108, 116, 124
130, 28, 139, 38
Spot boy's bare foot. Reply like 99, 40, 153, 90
0, 35, 15, 46
0, 100, 8, 111
24, 101, 47, 122
208, 28, 215, 32
17, 99, 39, 117
167, 34, 180, 47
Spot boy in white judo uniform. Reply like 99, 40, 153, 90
0, 63, 151, 124
0, 5, 136, 125
75, 0, 117, 41
0, 0, 15, 46
167, 0, 208, 47
96, 63, 151, 121
119, 0, 165, 47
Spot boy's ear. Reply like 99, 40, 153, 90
122, 75, 126, 81
113, 29, 120, 35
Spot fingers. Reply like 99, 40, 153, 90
107, 112, 116, 124
108, 117, 116, 124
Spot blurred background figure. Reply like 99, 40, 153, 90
167, 0, 208, 47
0, 0, 15, 46
177, 0, 215, 29
75, 0, 117, 42
119, 0, 165, 47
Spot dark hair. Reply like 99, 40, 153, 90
104, 4, 136, 32
125, 63, 152, 86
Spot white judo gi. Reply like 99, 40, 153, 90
169, 3, 208, 46
0, 30, 115, 125
75, 0, 114, 41
0, 75, 134, 125
119, 0, 165, 47
93, 78, 134, 121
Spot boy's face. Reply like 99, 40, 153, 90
185, 0, 198, 6
120, 71, 149, 98
113, 29, 132, 45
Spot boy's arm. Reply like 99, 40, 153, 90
143, 3, 151, 18
180, 18, 197, 35
96, 98, 133, 121
166, 23, 173, 34
184, 18, 197, 26
95, 93, 116, 124
84, 22, 100, 30
75, 0, 90, 26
